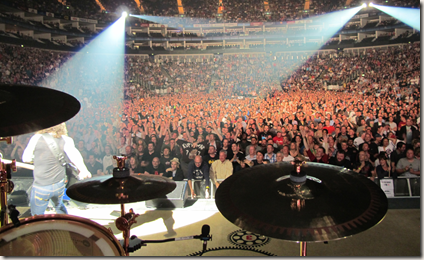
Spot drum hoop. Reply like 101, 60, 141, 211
0, 214, 125, 256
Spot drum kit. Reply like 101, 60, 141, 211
0, 85, 212, 256
0, 84, 388, 256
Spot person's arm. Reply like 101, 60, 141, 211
322, 133, 329, 153
203, 163, 211, 193
210, 161, 217, 187
187, 162, 196, 197
370, 167, 376, 181
243, 158, 253, 167
212, 124, 223, 141
256, 124, 263, 133
188, 180, 196, 197
301, 129, 309, 151
410, 164, 420, 175
305, 149, 316, 162
159, 123, 166, 138
353, 161, 365, 173
158, 166, 165, 176
22, 134, 42, 163
234, 128, 239, 142
396, 160, 408, 174
63, 136, 92, 179
390, 160, 396, 174
226, 161, 233, 179
98, 138, 104, 153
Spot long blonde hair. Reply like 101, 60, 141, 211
36, 122, 68, 138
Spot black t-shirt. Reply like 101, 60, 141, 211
143, 150, 160, 165
87, 161, 103, 176
203, 153, 218, 168
177, 139, 194, 163
194, 141, 208, 156
153, 137, 164, 154
390, 150, 405, 166
160, 156, 172, 169
329, 157, 352, 169
353, 161, 374, 177
136, 152, 145, 165
221, 147, 233, 160
252, 159, 269, 166
376, 165, 390, 179
163, 168, 185, 181
129, 164, 144, 175
144, 164, 166, 176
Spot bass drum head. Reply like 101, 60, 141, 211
0, 214, 124, 256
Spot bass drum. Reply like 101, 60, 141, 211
0, 214, 124, 256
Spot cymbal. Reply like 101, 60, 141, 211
215, 162, 388, 242
0, 84, 80, 137
66, 174, 176, 204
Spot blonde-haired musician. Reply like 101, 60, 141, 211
23, 123, 91, 216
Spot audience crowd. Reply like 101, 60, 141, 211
0, 39, 420, 197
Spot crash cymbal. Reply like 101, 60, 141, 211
215, 162, 388, 242
66, 174, 176, 204
0, 84, 80, 137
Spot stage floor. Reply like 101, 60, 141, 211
14, 198, 421, 257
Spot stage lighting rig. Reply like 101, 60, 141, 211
122, 11, 128, 18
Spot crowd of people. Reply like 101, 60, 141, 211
0, 37, 420, 197
3, 0, 420, 25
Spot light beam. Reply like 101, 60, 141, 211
369, 4, 420, 31
275, 6, 363, 82
40, 16, 127, 125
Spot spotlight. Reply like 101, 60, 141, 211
122, 11, 128, 18
361, 3, 367, 7
369, 2, 374, 6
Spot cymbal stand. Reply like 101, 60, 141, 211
115, 204, 139, 256
0, 158, 16, 227
111, 155, 140, 256
300, 241, 307, 256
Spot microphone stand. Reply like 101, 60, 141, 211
119, 225, 212, 254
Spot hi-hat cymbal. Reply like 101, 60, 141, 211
66, 174, 176, 204
0, 84, 80, 137
215, 162, 388, 242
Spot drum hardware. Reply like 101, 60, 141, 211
0, 158, 33, 226
0, 83, 80, 226
66, 156, 176, 204
1, 158, 34, 170
1, 155, 213, 256
67, 155, 179, 256
0, 214, 126, 256
215, 160, 388, 256
0, 158, 17, 227
6, 205, 20, 227
0, 137, 12, 144
118, 224, 212, 254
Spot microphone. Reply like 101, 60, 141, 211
200, 224, 211, 252
201, 224, 210, 239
